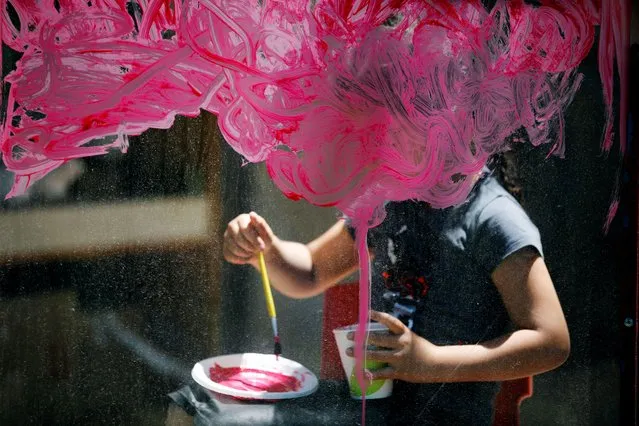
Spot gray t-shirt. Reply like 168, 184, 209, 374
347, 171, 543, 425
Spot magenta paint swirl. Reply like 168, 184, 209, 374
0, 0, 629, 212
209, 363, 302, 393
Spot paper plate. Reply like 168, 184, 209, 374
192, 353, 319, 400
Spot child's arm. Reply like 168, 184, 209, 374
223, 212, 359, 298
357, 247, 570, 382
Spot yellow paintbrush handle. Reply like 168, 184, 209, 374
258, 251, 277, 319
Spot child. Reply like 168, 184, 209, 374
223, 156, 569, 425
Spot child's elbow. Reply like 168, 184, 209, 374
551, 340, 570, 369
546, 328, 571, 370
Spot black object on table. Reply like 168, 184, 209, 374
169, 380, 394, 426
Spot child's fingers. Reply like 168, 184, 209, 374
369, 366, 396, 381
223, 238, 254, 264
240, 214, 264, 251
226, 215, 260, 252
345, 346, 395, 363
224, 215, 260, 261
237, 214, 263, 250
365, 348, 395, 364
346, 331, 400, 349
249, 212, 274, 248
236, 224, 261, 252
366, 332, 402, 349
370, 310, 405, 335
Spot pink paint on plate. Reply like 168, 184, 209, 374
191, 353, 319, 400
209, 363, 302, 393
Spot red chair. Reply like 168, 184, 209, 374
491, 377, 533, 426
320, 282, 362, 381
320, 282, 533, 426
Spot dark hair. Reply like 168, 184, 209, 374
487, 126, 530, 205
489, 151, 524, 204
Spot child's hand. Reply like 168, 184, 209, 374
223, 212, 276, 266
346, 310, 438, 383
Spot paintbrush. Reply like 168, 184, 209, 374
258, 251, 282, 357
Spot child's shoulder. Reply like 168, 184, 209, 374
461, 174, 539, 238
468, 174, 526, 218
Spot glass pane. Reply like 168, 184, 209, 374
1, 2, 636, 425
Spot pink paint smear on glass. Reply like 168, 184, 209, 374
0, 0, 631, 418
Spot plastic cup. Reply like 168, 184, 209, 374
333, 323, 394, 399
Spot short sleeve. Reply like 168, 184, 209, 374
472, 196, 543, 274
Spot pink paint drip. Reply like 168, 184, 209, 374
354, 218, 372, 424
0, 1, 632, 423
209, 363, 302, 393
